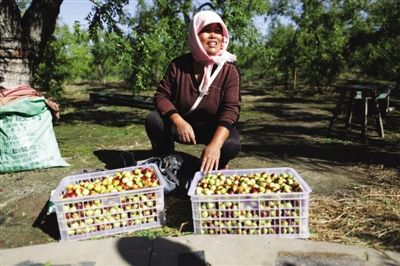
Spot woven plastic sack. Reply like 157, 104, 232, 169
0, 97, 69, 173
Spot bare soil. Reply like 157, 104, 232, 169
1, 81, 399, 250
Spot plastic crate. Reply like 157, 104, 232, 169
187, 167, 312, 238
50, 164, 165, 241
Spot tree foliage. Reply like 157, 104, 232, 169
266, 0, 399, 90
266, 0, 349, 91
347, 0, 400, 87
87, 0, 269, 94
212, 0, 268, 45
126, 0, 192, 94
33, 25, 72, 99
29, 0, 400, 97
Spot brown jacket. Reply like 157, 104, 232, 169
154, 53, 240, 130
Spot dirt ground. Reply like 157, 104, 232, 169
0, 81, 399, 250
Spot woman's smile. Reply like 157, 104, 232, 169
207, 41, 218, 47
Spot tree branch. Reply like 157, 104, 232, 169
21, 0, 63, 56
0, 0, 23, 41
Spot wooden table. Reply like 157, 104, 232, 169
329, 84, 387, 142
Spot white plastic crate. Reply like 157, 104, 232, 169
187, 167, 312, 238
50, 164, 165, 241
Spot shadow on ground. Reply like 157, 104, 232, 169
237, 86, 400, 169
32, 201, 61, 241
60, 105, 149, 127
117, 237, 207, 266
58, 84, 153, 127
238, 124, 400, 168
252, 142, 397, 166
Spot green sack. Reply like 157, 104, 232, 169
0, 97, 69, 173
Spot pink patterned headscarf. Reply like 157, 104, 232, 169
188, 10, 236, 96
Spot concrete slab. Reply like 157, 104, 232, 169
151, 236, 399, 266
1, 236, 399, 266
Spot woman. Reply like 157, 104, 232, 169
145, 10, 241, 174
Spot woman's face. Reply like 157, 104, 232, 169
198, 23, 223, 56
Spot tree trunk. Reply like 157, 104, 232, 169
0, 0, 63, 88
292, 67, 297, 90
98, 63, 105, 85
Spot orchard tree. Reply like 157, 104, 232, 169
266, 24, 296, 88
33, 23, 95, 98
266, 0, 352, 91
0, 0, 63, 88
33, 25, 71, 99
68, 23, 93, 82
124, 0, 192, 94
347, 0, 400, 88
295, 1, 347, 91
90, 31, 122, 84
266, 0, 398, 90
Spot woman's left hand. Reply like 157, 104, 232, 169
200, 143, 221, 174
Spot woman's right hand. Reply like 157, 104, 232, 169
170, 114, 196, 144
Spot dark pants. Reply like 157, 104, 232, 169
145, 110, 241, 169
